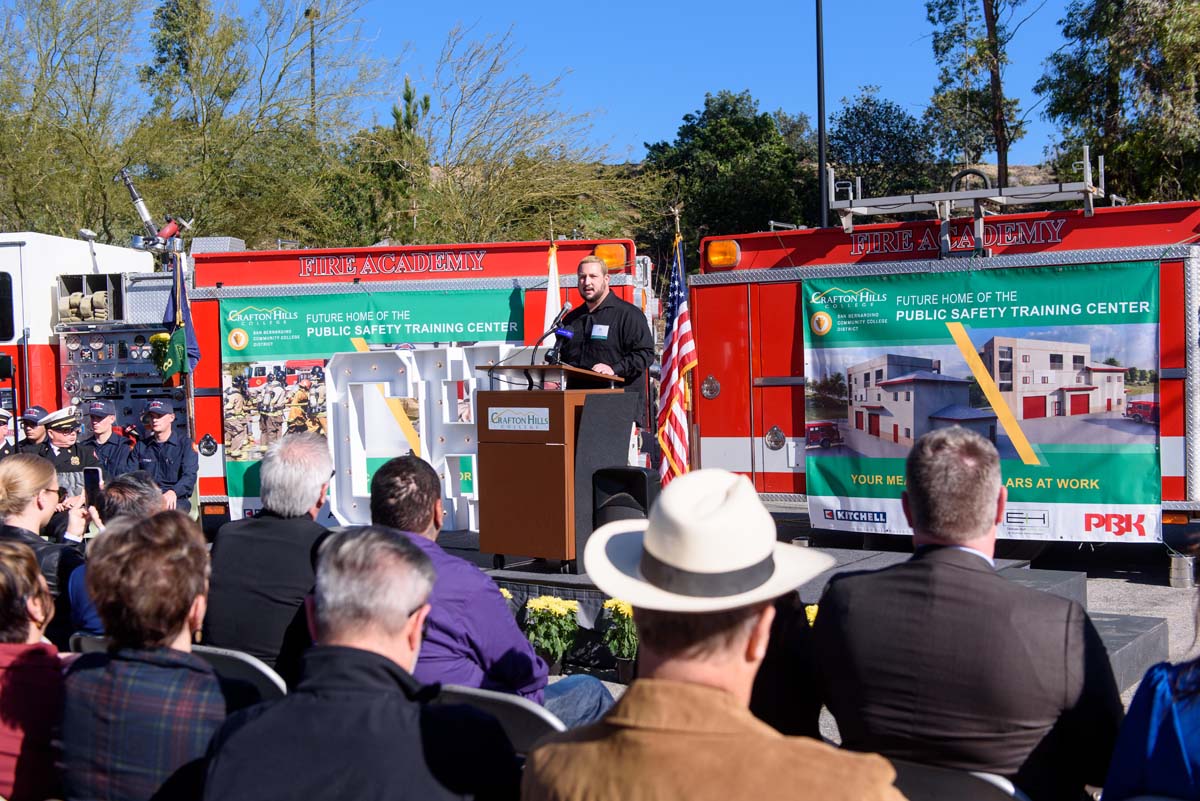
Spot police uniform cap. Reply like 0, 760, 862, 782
87, 399, 117, 417
0, 408, 12, 423
41, 406, 81, 431
19, 405, 48, 425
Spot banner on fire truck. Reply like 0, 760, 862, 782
217, 288, 524, 508
802, 261, 1162, 542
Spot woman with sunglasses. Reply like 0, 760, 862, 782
0, 454, 87, 647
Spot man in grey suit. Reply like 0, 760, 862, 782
813, 426, 1123, 801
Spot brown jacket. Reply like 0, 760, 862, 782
522, 679, 906, 801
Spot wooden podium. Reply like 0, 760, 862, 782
476, 364, 637, 570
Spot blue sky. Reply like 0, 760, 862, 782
361, 0, 1073, 166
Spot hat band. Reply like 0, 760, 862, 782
639, 549, 775, 598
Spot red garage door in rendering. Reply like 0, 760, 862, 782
1022, 396, 1046, 419
1070, 393, 1090, 415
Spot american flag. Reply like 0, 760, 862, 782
657, 235, 697, 485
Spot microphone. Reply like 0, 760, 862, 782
545, 328, 574, 365
550, 301, 572, 329
533, 302, 574, 365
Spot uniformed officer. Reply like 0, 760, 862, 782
131, 399, 198, 512
16, 405, 49, 453
557, 254, 656, 425
81, 399, 134, 478
0, 409, 15, 460
36, 406, 103, 504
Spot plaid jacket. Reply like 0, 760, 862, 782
60, 647, 226, 801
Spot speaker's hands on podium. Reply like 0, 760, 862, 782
591, 363, 616, 376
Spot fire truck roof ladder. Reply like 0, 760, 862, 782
827, 146, 1125, 257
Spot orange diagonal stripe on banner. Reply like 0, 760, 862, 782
944, 322, 1040, 466
350, 337, 421, 454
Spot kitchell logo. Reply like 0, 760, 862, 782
488, 407, 551, 432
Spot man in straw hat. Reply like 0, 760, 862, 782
522, 468, 904, 801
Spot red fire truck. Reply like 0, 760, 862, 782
691, 167, 1200, 544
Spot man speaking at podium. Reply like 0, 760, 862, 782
556, 255, 655, 426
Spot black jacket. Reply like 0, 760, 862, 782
0, 523, 84, 648
558, 291, 655, 426
203, 512, 326, 669
813, 545, 1123, 801
203, 645, 520, 801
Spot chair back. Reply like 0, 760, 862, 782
192, 644, 287, 704
890, 759, 1033, 801
432, 684, 566, 754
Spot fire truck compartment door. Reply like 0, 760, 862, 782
692, 284, 753, 477
750, 283, 806, 494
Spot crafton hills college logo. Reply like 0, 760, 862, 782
809, 311, 833, 336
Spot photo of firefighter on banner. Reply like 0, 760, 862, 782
803, 261, 1161, 542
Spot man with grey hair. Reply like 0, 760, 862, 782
204, 432, 332, 669
203, 526, 520, 801
810, 426, 1123, 801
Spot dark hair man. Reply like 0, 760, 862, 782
524, 469, 902, 801
203, 526, 520, 801
811, 426, 1124, 801
67, 471, 167, 636
205, 433, 331, 669
61, 511, 223, 801
370, 454, 613, 728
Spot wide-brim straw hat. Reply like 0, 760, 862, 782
584, 469, 834, 613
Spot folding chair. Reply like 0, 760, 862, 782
431, 684, 566, 754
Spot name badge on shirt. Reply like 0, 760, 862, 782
592, 324, 610, 341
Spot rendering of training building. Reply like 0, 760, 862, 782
847, 354, 997, 447
978, 336, 1126, 420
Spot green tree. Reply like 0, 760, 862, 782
644, 90, 806, 258
1036, 0, 1200, 201
1103, 356, 1120, 366
829, 87, 946, 198
925, 0, 1030, 182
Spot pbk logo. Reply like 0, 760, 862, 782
1084, 513, 1147, 537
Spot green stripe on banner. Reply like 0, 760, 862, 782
807, 450, 1162, 505
220, 289, 525, 360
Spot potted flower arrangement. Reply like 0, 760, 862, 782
602, 599, 638, 683
524, 596, 579, 675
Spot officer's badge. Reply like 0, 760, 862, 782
70, 456, 80, 465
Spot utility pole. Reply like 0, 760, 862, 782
305, 6, 319, 135
816, 0, 828, 228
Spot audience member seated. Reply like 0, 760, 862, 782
204, 433, 329, 669
1104, 591, 1200, 801
61, 512, 224, 801
68, 471, 167, 636
811, 427, 1123, 801
0, 541, 64, 801
371, 455, 612, 728
0, 454, 86, 648
203, 526, 520, 801
523, 469, 904, 801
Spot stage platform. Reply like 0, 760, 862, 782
441, 526, 1167, 692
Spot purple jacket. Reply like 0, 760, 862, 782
401, 531, 549, 702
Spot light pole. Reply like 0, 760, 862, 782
816, 0, 827, 228
304, 6, 319, 135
